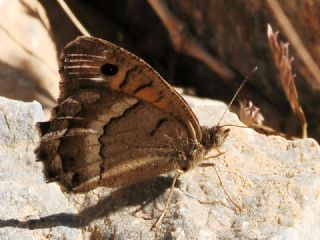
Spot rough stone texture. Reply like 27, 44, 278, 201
0, 96, 319, 239
0, 97, 81, 239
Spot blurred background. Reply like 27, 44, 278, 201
0, 0, 319, 141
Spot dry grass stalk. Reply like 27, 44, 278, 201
267, 0, 320, 89
56, 0, 91, 36
267, 24, 307, 138
147, 0, 235, 82
239, 100, 264, 127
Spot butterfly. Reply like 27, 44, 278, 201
35, 36, 229, 193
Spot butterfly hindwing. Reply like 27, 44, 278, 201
36, 88, 192, 192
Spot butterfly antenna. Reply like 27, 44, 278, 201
216, 66, 258, 127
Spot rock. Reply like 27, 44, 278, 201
0, 97, 81, 239
0, 96, 319, 240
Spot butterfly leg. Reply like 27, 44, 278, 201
151, 170, 182, 229
199, 162, 242, 212
203, 151, 225, 160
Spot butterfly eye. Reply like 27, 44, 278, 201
101, 63, 119, 76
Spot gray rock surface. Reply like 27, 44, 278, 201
0, 96, 319, 240
0, 97, 81, 239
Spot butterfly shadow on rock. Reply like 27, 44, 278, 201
0, 176, 172, 229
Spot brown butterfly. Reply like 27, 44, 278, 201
35, 36, 229, 193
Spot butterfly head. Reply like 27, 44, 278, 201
180, 126, 229, 171
200, 126, 230, 151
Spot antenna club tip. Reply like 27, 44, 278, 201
249, 66, 258, 76
246, 66, 258, 80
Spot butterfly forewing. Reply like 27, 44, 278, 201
59, 36, 201, 141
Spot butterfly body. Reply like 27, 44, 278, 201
35, 36, 228, 192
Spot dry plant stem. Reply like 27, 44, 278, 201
203, 152, 225, 160
267, 24, 307, 138
151, 171, 182, 229
239, 100, 265, 126
199, 162, 242, 212
147, 0, 235, 82
56, 0, 91, 36
267, 0, 320, 89
251, 123, 297, 139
